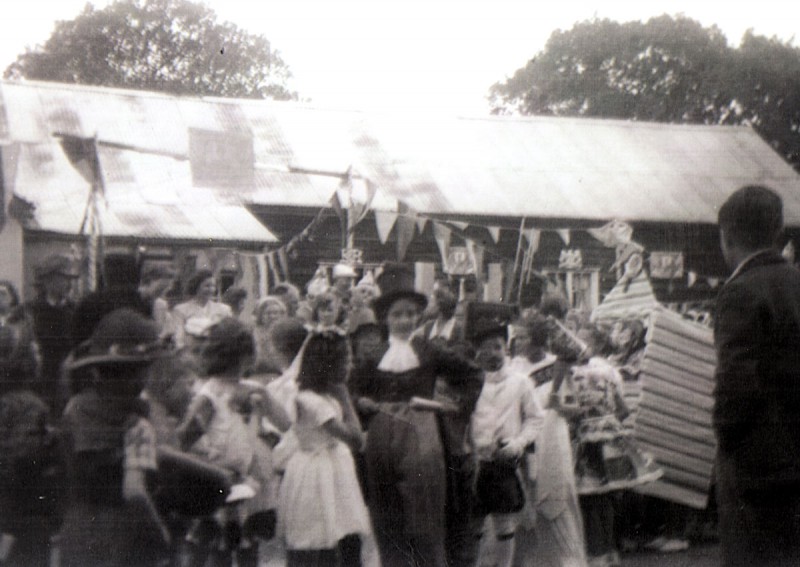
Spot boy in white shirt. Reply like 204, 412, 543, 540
469, 308, 544, 567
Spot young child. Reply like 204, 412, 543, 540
178, 317, 290, 567
277, 330, 371, 567
0, 391, 63, 567
559, 324, 661, 567
509, 312, 587, 567
60, 309, 171, 567
310, 290, 347, 332
469, 313, 543, 567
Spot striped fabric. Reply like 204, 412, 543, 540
591, 272, 660, 323
633, 308, 717, 509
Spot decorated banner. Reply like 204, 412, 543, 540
445, 246, 475, 275
341, 247, 364, 266
558, 249, 583, 270
650, 251, 685, 279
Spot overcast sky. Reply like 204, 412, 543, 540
1, 1, 798, 114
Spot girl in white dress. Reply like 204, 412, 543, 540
277, 330, 371, 567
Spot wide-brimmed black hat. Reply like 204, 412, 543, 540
465, 301, 519, 346
372, 262, 428, 321
66, 308, 166, 371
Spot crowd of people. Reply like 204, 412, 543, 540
0, 248, 717, 567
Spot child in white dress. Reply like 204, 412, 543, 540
277, 330, 371, 567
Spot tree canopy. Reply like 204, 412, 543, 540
489, 15, 800, 170
5, 0, 297, 100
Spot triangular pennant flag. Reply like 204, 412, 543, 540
416, 217, 428, 233
687, 270, 697, 288
329, 191, 346, 230
348, 201, 366, 233
350, 177, 379, 229
707, 277, 721, 288
556, 228, 571, 246
396, 215, 416, 261
487, 226, 501, 244
374, 211, 397, 244
433, 222, 452, 265
523, 228, 541, 254
450, 220, 469, 231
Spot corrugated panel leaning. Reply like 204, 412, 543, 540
633, 307, 717, 510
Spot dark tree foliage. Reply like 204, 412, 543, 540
489, 15, 800, 170
4, 0, 297, 100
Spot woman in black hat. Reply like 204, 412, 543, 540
349, 263, 483, 567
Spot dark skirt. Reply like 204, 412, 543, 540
365, 405, 447, 567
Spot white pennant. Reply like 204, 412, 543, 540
556, 228, 571, 246
433, 222, 452, 264
487, 226, 501, 243
524, 229, 541, 253
374, 211, 398, 244
416, 217, 428, 233
707, 277, 721, 288
687, 271, 697, 288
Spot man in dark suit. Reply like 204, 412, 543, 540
714, 185, 800, 566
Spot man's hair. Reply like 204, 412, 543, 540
185, 269, 215, 297
202, 317, 255, 376
718, 185, 783, 249
140, 263, 176, 285
273, 282, 299, 298
433, 288, 458, 319
297, 332, 350, 393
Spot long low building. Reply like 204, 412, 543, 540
1, 79, 799, 307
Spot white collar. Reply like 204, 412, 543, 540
377, 334, 420, 373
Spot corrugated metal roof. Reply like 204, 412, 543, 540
2, 80, 800, 232
0, 81, 276, 244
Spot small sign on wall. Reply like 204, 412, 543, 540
558, 249, 583, 270
650, 251, 684, 279
341, 248, 363, 266
445, 247, 475, 275
189, 128, 254, 189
